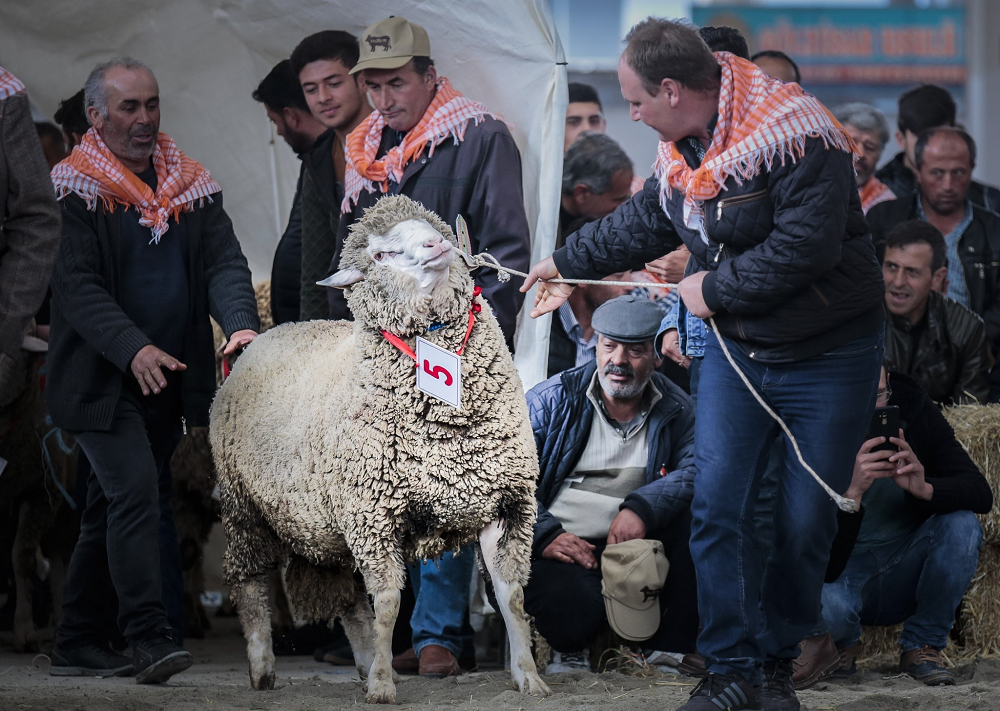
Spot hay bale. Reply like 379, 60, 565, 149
958, 542, 1000, 657
943, 404, 1000, 544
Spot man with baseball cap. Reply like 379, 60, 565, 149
524, 295, 699, 673
338, 15, 531, 679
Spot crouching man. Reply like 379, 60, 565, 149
46, 58, 259, 683
524, 295, 699, 672
804, 368, 993, 686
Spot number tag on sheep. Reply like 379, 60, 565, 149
416, 337, 461, 407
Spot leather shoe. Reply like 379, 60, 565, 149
391, 647, 419, 674
678, 652, 707, 678
418, 644, 461, 678
792, 633, 841, 689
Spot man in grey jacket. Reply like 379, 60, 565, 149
337, 15, 531, 677
0, 66, 61, 407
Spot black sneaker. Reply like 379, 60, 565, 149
900, 646, 955, 686
678, 672, 762, 710
762, 660, 800, 711
50, 643, 135, 677
132, 633, 194, 684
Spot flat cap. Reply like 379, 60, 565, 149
591, 294, 663, 343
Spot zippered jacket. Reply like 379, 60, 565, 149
553, 137, 886, 364
527, 362, 696, 557
867, 194, 1000, 353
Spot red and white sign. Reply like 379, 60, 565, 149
416, 337, 462, 409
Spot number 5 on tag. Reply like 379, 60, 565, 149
416, 337, 461, 408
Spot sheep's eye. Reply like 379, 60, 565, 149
373, 252, 384, 262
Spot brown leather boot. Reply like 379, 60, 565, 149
900, 646, 954, 686
418, 644, 461, 678
677, 653, 707, 678
792, 633, 841, 689
391, 647, 419, 674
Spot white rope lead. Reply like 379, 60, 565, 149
468, 251, 859, 513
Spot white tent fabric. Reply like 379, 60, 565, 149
0, 0, 565, 389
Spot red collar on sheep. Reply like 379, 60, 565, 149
382, 286, 482, 361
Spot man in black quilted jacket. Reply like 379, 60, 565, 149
523, 18, 884, 711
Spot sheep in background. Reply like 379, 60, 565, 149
210, 195, 549, 704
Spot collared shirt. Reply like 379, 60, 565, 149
557, 300, 598, 369
546, 373, 663, 538
918, 197, 974, 308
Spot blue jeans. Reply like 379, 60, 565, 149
821, 511, 983, 651
691, 328, 883, 685
408, 546, 475, 658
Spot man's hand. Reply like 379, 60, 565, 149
888, 429, 933, 501
844, 435, 895, 504
131, 345, 187, 396
542, 532, 598, 568
224, 329, 258, 356
645, 245, 690, 285
677, 271, 715, 319
607, 509, 646, 545
520, 256, 576, 318
660, 329, 690, 368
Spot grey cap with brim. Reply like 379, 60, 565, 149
591, 294, 664, 344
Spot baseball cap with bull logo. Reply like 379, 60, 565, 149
601, 539, 669, 641
351, 16, 432, 75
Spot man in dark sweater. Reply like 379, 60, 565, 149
47, 58, 259, 683
812, 369, 993, 686
252, 59, 328, 325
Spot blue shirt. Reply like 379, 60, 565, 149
918, 197, 974, 308
557, 301, 598, 368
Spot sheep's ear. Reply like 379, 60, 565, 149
317, 268, 364, 289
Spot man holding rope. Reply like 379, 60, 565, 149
523, 19, 884, 711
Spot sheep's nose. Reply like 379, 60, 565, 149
423, 237, 443, 248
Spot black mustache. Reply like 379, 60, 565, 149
603, 364, 634, 377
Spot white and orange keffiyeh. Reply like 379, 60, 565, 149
51, 128, 221, 243
0, 66, 26, 101
342, 76, 508, 213
653, 52, 855, 235
860, 176, 896, 214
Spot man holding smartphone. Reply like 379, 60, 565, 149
809, 368, 992, 686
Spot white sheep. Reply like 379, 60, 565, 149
209, 195, 550, 704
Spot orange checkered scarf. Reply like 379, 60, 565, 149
653, 52, 854, 233
0, 66, 25, 100
342, 77, 507, 213
51, 128, 221, 243
860, 176, 895, 214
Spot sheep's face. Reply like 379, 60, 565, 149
366, 219, 456, 294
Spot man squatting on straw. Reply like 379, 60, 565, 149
523, 19, 885, 711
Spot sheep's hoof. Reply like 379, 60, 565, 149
13, 634, 39, 654
250, 669, 276, 690
365, 678, 396, 704
517, 671, 552, 698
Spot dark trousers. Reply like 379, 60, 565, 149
691, 329, 882, 685
523, 509, 699, 654
56, 383, 183, 647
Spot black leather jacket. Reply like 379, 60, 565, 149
883, 290, 989, 405
867, 194, 1000, 351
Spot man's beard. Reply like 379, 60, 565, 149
103, 120, 156, 164
598, 362, 651, 400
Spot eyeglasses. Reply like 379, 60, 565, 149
877, 387, 892, 402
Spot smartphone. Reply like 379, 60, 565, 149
868, 406, 900, 453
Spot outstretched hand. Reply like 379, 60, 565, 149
224, 329, 258, 355
131, 345, 187, 396
520, 256, 575, 318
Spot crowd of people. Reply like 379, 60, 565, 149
0, 13, 997, 711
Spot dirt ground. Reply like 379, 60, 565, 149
3, 618, 1000, 711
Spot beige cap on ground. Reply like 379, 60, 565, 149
351, 16, 432, 75
601, 539, 670, 641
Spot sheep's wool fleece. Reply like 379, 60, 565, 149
210, 196, 538, 590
